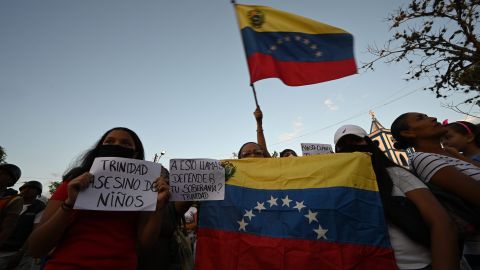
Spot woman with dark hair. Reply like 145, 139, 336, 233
391, 113, 480, 269
334, 124, 458, 270
237, 142, 269, 159
280, 149, 297, 157
391, 113, 480, 207
27, 127, 171, 270
443, 121, 480, 162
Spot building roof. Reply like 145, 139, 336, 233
369, 111, 385, 133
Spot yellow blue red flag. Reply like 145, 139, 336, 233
235, 4, 357, 86
195, 153, 397, 270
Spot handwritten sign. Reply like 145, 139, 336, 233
301, 143, 333, 156
169, 159, 225, 201
75, 157, 162, 211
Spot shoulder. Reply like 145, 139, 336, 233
387, 167, 427, 194
3, 195, 24, 214
409, 152, 454, 182
50, 180, 69, 201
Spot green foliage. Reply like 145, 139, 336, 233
48, 181, 61, 195
364, 0, 480, 106
0, 146, 6, 164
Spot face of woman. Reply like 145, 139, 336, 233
240, 143, 265, 158
335, 135, 367, 153
102, 129, 136, 150
442, 127, 470, 151
403, 113, 446, 139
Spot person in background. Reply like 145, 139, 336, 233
442, 121, 480, 163
137, 168, 194, 270
280, 149, 298, 157
391, 112, 480, 269
27, 127, 171, 270
0, 180, 45, 270
0, 163, 24, 269
237, 142, 269, 159
334, 124, 458, 270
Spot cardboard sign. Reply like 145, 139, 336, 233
301, 143, 333, 156
169, 159, 225, 201
75, 157, 162, 211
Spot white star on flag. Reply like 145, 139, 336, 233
267, 196, 278, 207
238, 219, 248, 231
304, 210, 318, 224
314, 225, 328, 239
254, 202, 266, 212
293, 201, 306, 212
244, 209, 255, 221
281, 195, 292, 207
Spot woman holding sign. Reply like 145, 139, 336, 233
27, 127, 171, 270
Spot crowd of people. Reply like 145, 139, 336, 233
0, 109, 479, 270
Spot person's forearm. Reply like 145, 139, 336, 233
27, 204, 71, 258
138, 209, 164, 249
256, 124, 270, 157
430, 221, 459, 270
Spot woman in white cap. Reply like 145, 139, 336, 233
334, 125, 458, 270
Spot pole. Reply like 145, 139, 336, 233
250, 84, 260, 108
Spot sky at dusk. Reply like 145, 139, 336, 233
1, 0, 477, 196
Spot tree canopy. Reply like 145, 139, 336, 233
0, 146, 6, 164
364, 0, 479, 106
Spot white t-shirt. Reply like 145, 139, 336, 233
386, 166, 431, 270
409, 152, 480, 255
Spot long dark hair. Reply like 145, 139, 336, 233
62, 127, 145, 181
363, 137, 396, 206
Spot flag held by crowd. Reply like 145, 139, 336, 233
195, 153, 397, 270
235, 4, 357, 86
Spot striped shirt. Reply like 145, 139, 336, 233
410, 152, 480, 183
410, 152, 480, 255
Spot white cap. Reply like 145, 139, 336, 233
333, 125, 368, 145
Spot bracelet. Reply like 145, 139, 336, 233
61, 201, 74, 212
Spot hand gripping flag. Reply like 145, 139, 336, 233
236, 4, 357, 86
196, 153, 397, 270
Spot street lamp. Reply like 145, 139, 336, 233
153, 150, 166, 163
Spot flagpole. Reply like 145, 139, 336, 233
250, 84, 260, 108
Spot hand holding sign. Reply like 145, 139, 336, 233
65, 172, 94, 206
153, 176, 171, 209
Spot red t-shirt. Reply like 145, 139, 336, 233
44, 181, 139, 270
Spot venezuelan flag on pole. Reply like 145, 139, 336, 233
195, 153, 397, 270
235, 4, 357, 86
